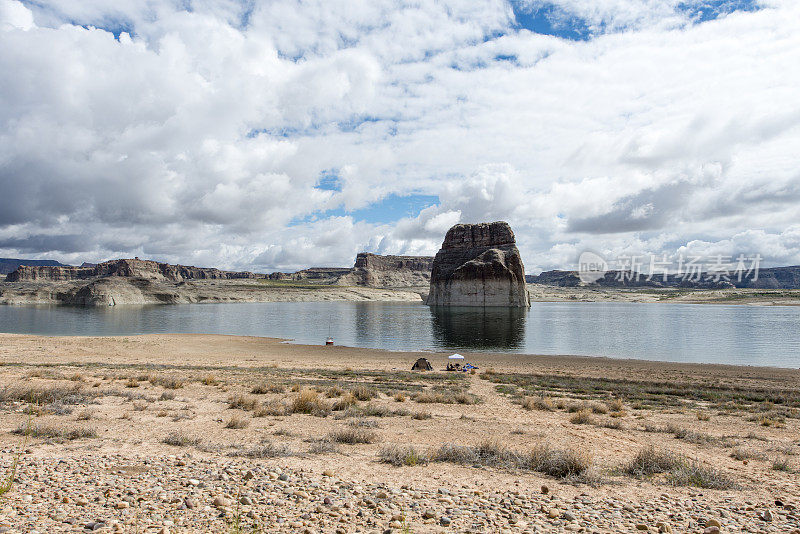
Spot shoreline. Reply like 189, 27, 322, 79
2, 332, 799, 378
1, 329, 799, 371
1, 332, 798, 532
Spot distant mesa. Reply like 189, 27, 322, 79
426, 221, 530, 307
268, 253, 434, 288
5, 258, 256, 283
527, 266, 800, 289
0, 257, 69, 276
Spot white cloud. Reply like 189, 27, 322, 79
1, 1, 799, 273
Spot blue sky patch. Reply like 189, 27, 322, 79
676, 0, 761, 23
293, 193, 439, 226
315, 169, 342, 192
509, 2, 594, 41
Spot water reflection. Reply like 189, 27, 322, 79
429, 307, 527, 350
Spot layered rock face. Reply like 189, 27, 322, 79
6, 258, 256, 283
426, 222, 530, 307
268, 253, 434, 287
344, 253, 434, 287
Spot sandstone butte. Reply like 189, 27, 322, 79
426, 221, 530, 307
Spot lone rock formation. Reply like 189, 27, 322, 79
426, 222, 530, 307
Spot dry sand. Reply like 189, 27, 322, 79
1, 333, 799, 533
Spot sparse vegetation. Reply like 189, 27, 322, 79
430, 440, 591, 479
162, 431, 201, 447
379, 445, 428, 466
569, 409, 595, 425
228, 394, 259, 411
328, 427, 379, 444
15, 423, 96, 441
225, 415, 249, 429
411, 411, 432, 420
252, 382, 284, 394
521, 395, 555, 411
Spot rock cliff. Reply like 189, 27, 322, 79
426, 222, 530, 307
268, 253, 433, 288
6, 258, 256, 283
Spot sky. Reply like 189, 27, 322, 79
1, 0, 799, 274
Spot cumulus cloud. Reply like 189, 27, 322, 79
1, 0, 799, 273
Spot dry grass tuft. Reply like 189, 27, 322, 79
162, 431, 201, 447
393, 392, 406, 402
569, 410, 595, 425
200, 375, 219, 386
225, 415, 249, 429
236, 441, 293, 458
379, 444, 428, 466
625, 446, 683, 476
328, 427, 379, 444
521, 396, 554, 411
252, 382, 285, 395
291, 388, 330, 416
15, 423, 97, 441
331, 393, 357, 411
228, 394, 259, 411
255, 399, 289, 417
411, 411, 432, 420
351, 385, 378, 401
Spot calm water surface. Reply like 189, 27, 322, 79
1, 302, 799, 367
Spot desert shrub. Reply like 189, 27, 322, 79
522, 396, 554, 411
255, 399, 289, 417
125, 378, 140, 388
528, 443, 591, 478
772, 456, 792, 472
569, 410, 595, 425
200, 375, 219, 386
348, 418, 378, 428
351, 385, 378, 401
411, 411, 432, 420
393, 392, 406, 402
235, 441, 293, 458
696, 411, 711, 421
602, 419, 624, 430
252, 382, 285, 394
15, 423, 96, 441
159, 391, 176, 401
379, 445, 428, 466
0, 384, 89, 406
413, 390, 481, 405
152, 376, 184, 390
162, 431, 201, 447
730, 447, 767, 461
328, 427, 379, 444
625, 446, 683, 476
589, 402, 608, 414
430, 440, 590, 478
332, 393, 357, 411
308, 439, 339, 454
132, 401, 148, 411
667, 461, 737, 489
606, 398, 625, 412
225, 415, 249, 429
76, 410, 93, 421
325, 385, 345, 398
228, 394, 259, 411
291, 388, 330, 416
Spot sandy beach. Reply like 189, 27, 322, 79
1, 333, 799, 533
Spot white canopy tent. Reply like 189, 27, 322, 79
448, 354, 464, 360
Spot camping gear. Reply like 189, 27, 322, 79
411, 357, 433, 371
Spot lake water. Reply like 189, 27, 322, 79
1, 302, 799, 368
